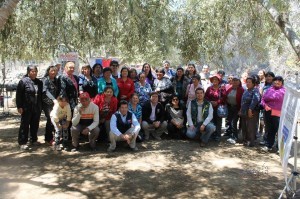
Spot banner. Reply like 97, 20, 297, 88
278, 85, 300, 186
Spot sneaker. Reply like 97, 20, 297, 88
71, 147, 79, 152
20, 145, 29, 150
261, 146, 272, 152
227, 138, 236, 144
130, 146, 139, 152
259, 140, 266, 145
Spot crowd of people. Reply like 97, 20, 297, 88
16, 60, 286, 153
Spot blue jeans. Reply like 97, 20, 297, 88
186, 122, 216, 143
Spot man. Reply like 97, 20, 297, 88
186, 88, 216, 147
202, 64, 210, 79
71, 92, 100, 152
142, 92, 168, 140
107, 100, 141, 152
217, 70, 228, 86
163, 60, 175, 79
110, 60, 120, 79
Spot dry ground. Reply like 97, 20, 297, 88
0, 109, 289, 199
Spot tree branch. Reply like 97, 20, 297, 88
256, 0, 300, 59
0, 0, 20, 30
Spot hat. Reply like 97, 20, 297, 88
79, 92, 90, 99
209, 74, 221, 83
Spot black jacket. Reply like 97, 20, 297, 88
16, 77, 43, 112
142, 101, 165, 124
59, 74, 79, 110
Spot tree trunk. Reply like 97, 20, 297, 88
0, 0, 20, 30
257, 0, 300, 59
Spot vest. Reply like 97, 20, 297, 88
191, 99, 210, 126
115, 112, 133, 134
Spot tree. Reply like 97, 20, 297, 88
0, 0, 20, 30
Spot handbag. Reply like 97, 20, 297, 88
217, 88, 228, 118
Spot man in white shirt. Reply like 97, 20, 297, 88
108, 100, 141, 152
71, 92, 100, 152
186, 88, 216, 147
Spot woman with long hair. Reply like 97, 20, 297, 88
166, 94, 187, 139
98, 67, 119, 97
92, 63, 103, 81
185, 63, 197, 83
42, 65, 60, 145
142, 63, 156, 89
171, 67, 189, 105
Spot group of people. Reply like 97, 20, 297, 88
16, 60, 285, 153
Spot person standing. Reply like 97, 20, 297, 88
117, 67, 135, 101
42, 65, 59, 145
163, 60, 175, 79
16, 65, 43, 150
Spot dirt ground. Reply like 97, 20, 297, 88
0, 108, 289, 199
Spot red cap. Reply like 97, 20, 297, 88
79, 92, 90, 99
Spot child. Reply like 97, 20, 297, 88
50, 95, 72, 151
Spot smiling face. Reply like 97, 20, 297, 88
246, 79, 255, 89
82, 66, 91, 76
104, 87, 114, 98
273, 79, 283, 88
156, 71, 164, 80
143, 64, 150, 73
119, 104, 128, 115
131, 94, 139, 105
121, 68, 129, 78
65, 62, 75, 75
28, 68, 38, 80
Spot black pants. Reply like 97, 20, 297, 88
167, 122, 186, 139
241, 111, 259, 145
18, 108, 41, 145
264, 110, 280, 148
227, 105, 239, 139
43, 104, 54, 142
212, 109, 222, 138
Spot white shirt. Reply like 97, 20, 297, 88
187, 100, 214, 127
150, 103, 157, 121
110, 111, 141, 136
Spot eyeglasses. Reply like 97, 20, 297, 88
228, 77, 233, 80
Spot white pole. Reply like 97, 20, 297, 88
293, 121, 298, 191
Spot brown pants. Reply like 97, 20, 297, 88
241, 111, 259, 145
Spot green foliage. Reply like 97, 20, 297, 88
0, 0, 295, 68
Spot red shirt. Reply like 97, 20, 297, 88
117, 78, 134, 101
93, 94, 118, 120
205, 86, 227, 108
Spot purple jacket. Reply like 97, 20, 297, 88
261, 86, 285, 111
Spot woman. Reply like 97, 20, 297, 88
79, 64, 98, 99
98, 67, 119, 97
42, 65, 59, 145
225, 76, 244, 143
128, 93, 142, 124
92, 63, 103, 81
205, 74, 226, 141
240, 76, 261, 147
260, 71, 275, 145
59, 61, 79, 111
261, 76, 285, 152
129, 68, 139, 83
153, 67, 174, 106
166, 95, 187, 139
134, 72, 152, 106
93, 86, 118, 140
185, 63, 197, 83
171, 67, 189, 105
117, 67, 135, 101
186, 74, 203, 106
16, 65, 43, 150
142, 63, 156, 89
